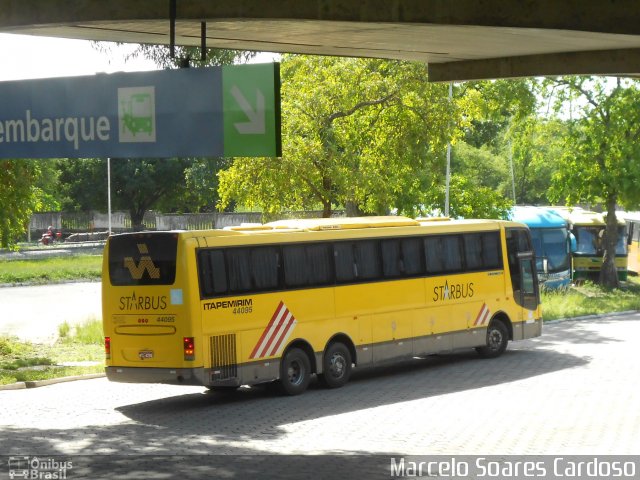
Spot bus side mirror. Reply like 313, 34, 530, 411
569, 232, 577, 253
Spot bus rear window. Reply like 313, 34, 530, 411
109, 233, 178, 286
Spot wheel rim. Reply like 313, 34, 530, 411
488, 328, 503, 351
287, 360, 303, 385
328, 352, 346, 379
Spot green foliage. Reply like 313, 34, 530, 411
120, 44, 255, 69
0, 160, 46, 248
451, 141, 509, 194
178, 158, 233, 212
63, 318, 103, 345
58, 157, 193, 228
220, 55, 465, 217
506, 117, 569, 204
420, 174, 512, 219
58, 321, 71, 339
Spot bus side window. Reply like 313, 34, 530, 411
283, 245, 308, 287
334, 243, 356, 283
401, 237, 424, 275
284, 243, 333, 287
464, 233, 483, 270
250, 247, 280, 290
227, 249, 253, 293
354, 240, 382, 280
482, 232, 502, 270
381, 239, 402, 278
441, 235, 463, 272
425, 236, 444, 273
198, 249, 228, 297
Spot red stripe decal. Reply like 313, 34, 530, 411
249, 301, 284, 359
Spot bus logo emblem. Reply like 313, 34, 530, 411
124, 243, 161, 280
250, 301, 297, 359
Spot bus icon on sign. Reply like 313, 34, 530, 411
118, 86, 156, 143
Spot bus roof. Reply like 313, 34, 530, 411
171, 217, 528, 246
619, 211, 640, 222
510, 206, 566, 229
546, 206, 625, 226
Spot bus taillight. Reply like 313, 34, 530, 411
183, 337, 195, 361
105, 337, 111, 360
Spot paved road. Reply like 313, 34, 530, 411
0, 282, 101, 343
0, 313, 639, 478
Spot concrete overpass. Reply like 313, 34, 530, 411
1, 0, 640, 81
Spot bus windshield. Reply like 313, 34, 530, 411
616, 226, 627, 255
574, 226, 603, 255
529, 227, 570, 273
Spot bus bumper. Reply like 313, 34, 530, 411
105, 366, 205, 386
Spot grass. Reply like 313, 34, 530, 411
0, 318, 104, 386
541, 277, 640, 321
0, 254, 102, 285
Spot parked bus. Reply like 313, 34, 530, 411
549, 207, 628, 281
510, 206, 574, 289
620, 211, 640, 275
102, 216, 541, 395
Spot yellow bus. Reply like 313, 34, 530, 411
102, 216, 541, 395
621, 211, 640, 275
549, 207, 628, 281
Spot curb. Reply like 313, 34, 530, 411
543, 310, 639, 324
0, 373, 105, 391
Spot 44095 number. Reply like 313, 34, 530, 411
233, 306, 253, 315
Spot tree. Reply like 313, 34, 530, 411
504, 116, 569, 205
545, 76, 640, 288
219, 55, 465, 218
421, 174, 512, 219
59, 157, 192, 229
0, 160, 49, 248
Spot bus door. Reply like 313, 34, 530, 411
506, 228, 541, 339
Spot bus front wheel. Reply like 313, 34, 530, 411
319, 342, 352, 389
476, 320, 508, 358
279, 347, 311, 395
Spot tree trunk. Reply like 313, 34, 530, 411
322, 201, 332, 218
599, 196, 620, 288
345, 200, 363, 217
130, 208, 146, 232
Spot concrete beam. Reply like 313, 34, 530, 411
2, 0, 640, 80
2, 0, 640, 35
428, 48, 640, 82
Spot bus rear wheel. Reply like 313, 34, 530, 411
319, 342, 352, 389
476, 320, 508, 358
279, 347, 311, 395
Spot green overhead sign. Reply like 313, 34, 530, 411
0, 63, 281, 159
223, 63, 281, 157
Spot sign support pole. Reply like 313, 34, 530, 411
107, 157, 112, 236
444, 82, 453, 217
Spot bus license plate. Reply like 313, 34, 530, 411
139, 350, 154, 360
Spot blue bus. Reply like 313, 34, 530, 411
510, 206, 574, 289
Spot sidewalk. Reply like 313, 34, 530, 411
0, 282, 102, 343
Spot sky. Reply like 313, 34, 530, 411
0, 33, 278, 81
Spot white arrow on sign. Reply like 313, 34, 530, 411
231, 85, 266, 134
